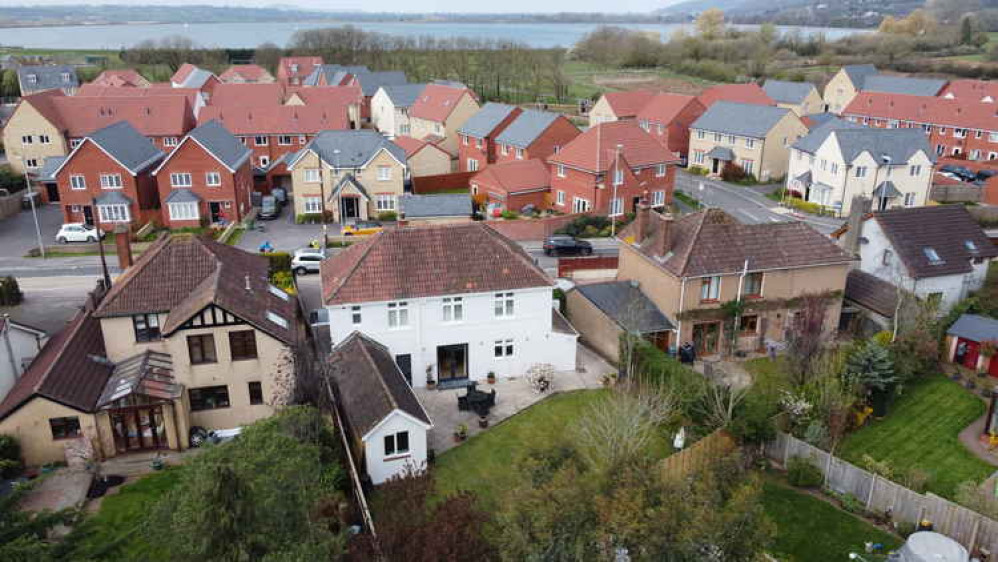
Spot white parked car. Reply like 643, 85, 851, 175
56, 223, 103, 243
291, 248, 325, 275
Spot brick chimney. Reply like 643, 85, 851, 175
634, 194, 650, 242
114, 225, 133, 270
842, 195, 871, 256
657, 213, 675, 257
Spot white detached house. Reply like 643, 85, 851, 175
320, 222, 578, 388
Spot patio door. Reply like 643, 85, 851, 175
692, 322, 721, 356
437, 344, 468, 381
110, 405, 168, 453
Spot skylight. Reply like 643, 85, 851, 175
923, 247, 943, 265
965, 240, 979, 253
268, 284, 290, 301
266, 311, 289, 329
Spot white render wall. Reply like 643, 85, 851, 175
858, 219, 991, 313
326, 287, 577, 388
363, 411, 429, 485
0, 326, 46, 402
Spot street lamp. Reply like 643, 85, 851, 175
610, 144, 623, 237
25, 176, 45, 259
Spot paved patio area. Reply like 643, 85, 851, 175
18, 469, 93, 514
416, 344, 611, 454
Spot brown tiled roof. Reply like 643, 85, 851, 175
871, 205, 998, 279
328, 332, 431, 440
620, 208, 854, 277
697, 83, 774, 108
472, 158, 550, 194
410, 83, 475, 123
845, 270, 899, 318
0, 295, 113, 420
602, 90, 657, 118
95, 235, 301, 345
843, 91, 998, 133
321, 222, 553, 305
548, 121, 679, 173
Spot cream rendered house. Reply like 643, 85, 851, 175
689, 101, 807, 182
2, 91, 70, 174
370, 84, 426, 138
787, 120, 935, 216
408, 82, 480, 156
588, 90, 656, 127
287, 130, 408, 222
823, 64, 878, 114
0, 235, 303, 466
763, 80, 824, 117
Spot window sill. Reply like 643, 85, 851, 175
52, 435, 83, 441
232, 356, 259, 362
699, 299, 720, 305
384, 453, 411, 462
190, 361, 219, 366
742, 295, 763, 300
190, 405, 231, 412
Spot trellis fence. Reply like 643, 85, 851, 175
765, 432, 998, 553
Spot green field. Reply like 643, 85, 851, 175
839, 375, 995, 499
762, 478, 902, 561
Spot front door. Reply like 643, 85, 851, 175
45, 183, 60, 202
395, 354, 412, 385
437, 344, 468, 381
209, 202, 222, 223
645, 331, 670, 353
692, 322, 721, 356
82, 205, 94, 226
712, 158, 721, 174
110, 405, 168, 453
341, 197, 360, 220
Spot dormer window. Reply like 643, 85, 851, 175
61, 72, 71, 83
923, 247, 943, 265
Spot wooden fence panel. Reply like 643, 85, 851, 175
411, 172, 475, 194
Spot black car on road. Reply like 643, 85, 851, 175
543, 236, 593, 256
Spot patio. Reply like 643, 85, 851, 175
416, 344, 611, 454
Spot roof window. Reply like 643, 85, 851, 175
268, 285, 290, 301
965, 240, 979, 253
266, 311, 289, 329
923, 247, 943, 265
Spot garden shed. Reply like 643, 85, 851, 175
946, 313, 998, 376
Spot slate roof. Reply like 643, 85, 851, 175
94, 235, 301, 345
691, 101, 792, 138
17, 65, 78, 94
947, 314, 998, 343
871, 205, 998, 279
842, 64, 879, 87
549, 121, 678, 173
328, 332, 431, 440
620, 208, 854, 278
172, 64, 216, 89
457, 102, 520, 138
494, 109, 566, 149
791, 117, 865, 154
600, 90, 657, 118
574, 281, 674, 334
291, 130, 406, 169
329, 174, 370, 200
321, 222, 552, 305
94, 191, 133, 206
37, 156, 66, 182
844, 270, 899, 318
410, 83, 474, 123
380, 83, 426, 107
862, 75, 947, 97
706, 146, 735, 161
794, 124, 933, 164
0, 295, 113, 421
873, 181, 901, 198
86, 121, 164, 175
763, 80, 817, 105
472, 158, 550, 194
353, 70, 409, 97
184, 120, 252, 171
303, 64, 371, 86
399, 193, 472, 219
164, 189, 200, 203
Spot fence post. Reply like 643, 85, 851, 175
969, 518, 980, 553
867, 474, 878, 510
783, 434, 791, 467
823, 450, 833, 487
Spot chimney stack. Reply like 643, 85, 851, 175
842, 195, 871, 256
245, 274, 252, 292
634, 193, 650, 242
658, 213, 675, 257
114, 225, 133, 269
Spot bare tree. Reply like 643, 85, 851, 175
574, 387, 677, 475
785, 293, 830, 387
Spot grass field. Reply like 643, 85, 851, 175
839, 375, 994, 499
762, 478, 902, 561
432, 389, 671, 509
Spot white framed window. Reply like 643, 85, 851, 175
696, 130, 705, 140
303, 197, 322, 214
904, 192, 917, 207
693, 151, 705, 165
384, 431, 409, 457
254, 135, 269, 146
713, 132, 722, 142
168, 201, 199, 221
830, 163, 838, 175
971, 150, 982, 161
909, 165, 922, 176
442, 297, 463, 322
434, 123, 442, 134
476, 137, 483, 149
351, 305, 362, 325
990, 132, 998, 143
501, 144, 509, 155
494, 338, 514, 358
298, 135, 307, 145
953, 147, 963, 156
70, 139, 82, 149
26, 74, 37, 84
25, 159, 39, 169
726, 134, 735, 144
613, 168, 624, 186
572, 197, 590, 213
388, 301, 409, 328
609, 197, 623, 217
651, 190, 665, 206
100, 174, 123, 189
304, 169, 321, 183
746, 138, 755, 149
277, 135, 293, 146
557, 164, 566, 178
655, 164, 666, 177
741, 160, 755, 175
939, 127, 947, 135
259, 156, 270, 167
855, 166, 867, 178
494, 292, 514, 318
69, 175, 86, 190
556, 190, 565, 206
21, 135, 32, 145
462, 135, 469, 146
164, 137, 179, 147
205, 172, 221, 186
515, 147, 524, 160
98, 204, 130, 223
398, 124, 410, 135
38, 134, 50, 144
700, 276, 721, 301
467, 158, 479, 172
70, 205, 82, 213
170, 173, 192, 188
991, 152, 998, 161
377, 166, 391, 181
376, 194, 395, 211
955, 128, 967, 138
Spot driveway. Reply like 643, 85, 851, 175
0, 203, 63, 258
236, 209, 342, 254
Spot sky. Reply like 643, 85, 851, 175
9, 0, 676, 14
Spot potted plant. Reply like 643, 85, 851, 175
453, 423, 468, 443
487, 371, 496, 385
478, 415, 489, 429
426, 365, 436, 389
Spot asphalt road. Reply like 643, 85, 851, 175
674, 171, 844, 235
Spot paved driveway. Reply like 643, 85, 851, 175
0, 203, 63, 258
236, 210, 341, 254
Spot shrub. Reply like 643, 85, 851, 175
555, 215, 611, 238
721, 162, 748, 183
784, 196, 825, 216
263, 252, 292, 275
832, 491, 866, 514
295, 213, 322, 225
687, 166, 709, 176
787, 457, 823, 488
0, 166, 27, 194
377, 211, 397, 222
500, 210, 520, 220
0, 435, 22, 478
0, 277, 22, 306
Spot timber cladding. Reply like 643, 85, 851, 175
659, 429, 737, 482
411, 171, 475, 194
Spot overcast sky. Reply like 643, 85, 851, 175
11, 0, 674, 14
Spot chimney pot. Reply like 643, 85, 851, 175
634, 193, 650, 242
658, 213, 675, 257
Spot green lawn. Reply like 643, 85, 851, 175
433, 389, 670, 509
61, 468, 183, 561
762, 479, 902, 561
839, 375, 995, 499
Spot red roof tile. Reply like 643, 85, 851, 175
197, 103, 349, 135
208, 83, 286, 107
391, 135, 447, 158
410, 83, 475, 123
75, 84, 201, 109
278, 56, 323, 82
472, 158, 550, 194
602, 90, 657, 118
91, 69, 149, 88
548, 121, 679, 173
939, 79, 998, 102
843, 91, 998, 130
697, 83, 773, 108
636, 93, 699, 124
290, 85, 363, 107
30, 94, 194, 137
219, 64, 274, 83
171, 63, 199, 84
321, 222, 552, 305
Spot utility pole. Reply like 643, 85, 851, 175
26, 178, 45, 259
610, 143, 622, 237
92, 198, 112, 289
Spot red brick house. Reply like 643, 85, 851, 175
494, 110, 580, 165
697, 83, 774, 108
548, 121, 679, 216
471, 158, 551, 214
52, 121, 164, 230
219, 64, 275, 84
151, 120, 254, 228
842, 91, 998, 161
276, 57, 323, 86
635, 93, 706, 162
456, 102, 522, 172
